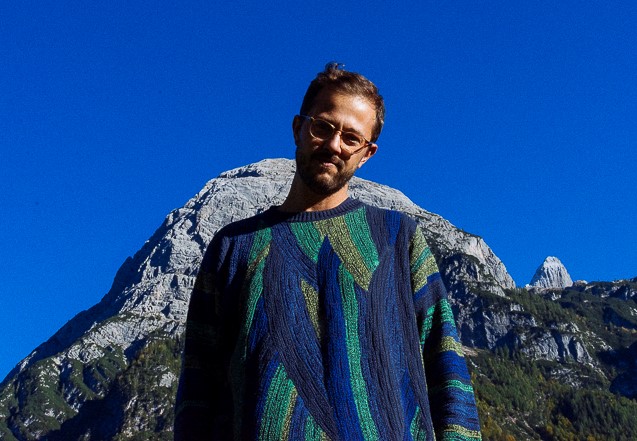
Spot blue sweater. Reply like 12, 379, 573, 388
175, 198, 481, 440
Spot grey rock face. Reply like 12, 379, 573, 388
529, 256, 573, 289
520, 326, 593, 364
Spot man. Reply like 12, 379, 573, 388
175, 63, 482, 440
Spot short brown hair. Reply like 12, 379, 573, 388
300, 63, 385, 142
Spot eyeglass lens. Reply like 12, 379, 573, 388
310, 119, 365, 148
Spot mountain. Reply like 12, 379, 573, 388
1, 158, 636, 440
528, 256, 573, 289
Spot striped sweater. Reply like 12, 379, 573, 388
175, 198, 481, 440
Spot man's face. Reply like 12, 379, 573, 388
292, 89, 378, 196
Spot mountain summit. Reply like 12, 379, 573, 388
528, 256, 573, 289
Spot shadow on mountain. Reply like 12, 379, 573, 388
599, 341, 637, 399
43, 392, 124, 441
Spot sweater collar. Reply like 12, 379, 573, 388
265, 197, 363, 223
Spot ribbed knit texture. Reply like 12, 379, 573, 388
175, 198, 481, 441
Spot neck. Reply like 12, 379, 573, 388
279, 176, 349, 213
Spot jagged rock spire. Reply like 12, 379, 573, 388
529, 256, 573, 289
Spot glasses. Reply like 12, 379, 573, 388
299, 115, 373, 155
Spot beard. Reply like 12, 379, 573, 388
295, 147, 356, 196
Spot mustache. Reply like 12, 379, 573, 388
311, 151, 343, 167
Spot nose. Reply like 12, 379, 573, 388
321, 130, 347, 156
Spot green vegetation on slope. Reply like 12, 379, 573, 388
473, 284, 637, 440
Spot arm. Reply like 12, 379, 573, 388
409, 226, 482, 440
174, 240, 232, 440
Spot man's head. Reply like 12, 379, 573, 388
285, 64, 384, 210
299, 63, 385, 143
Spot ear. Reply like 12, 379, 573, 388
357, 143, 378, 169
292, 115, 302, 146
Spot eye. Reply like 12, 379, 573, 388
310, 119, 335, 139
341, 132, 363, 147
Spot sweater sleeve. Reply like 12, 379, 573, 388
174, 237, 233, 441
409, 226, 482, 441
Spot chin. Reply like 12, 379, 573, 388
301, 170, 354, 196
295, 148, 355, 196
305, 179, 343, 196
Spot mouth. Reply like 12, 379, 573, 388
312, 154, 341, 169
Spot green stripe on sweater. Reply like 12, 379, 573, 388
291, 221, 323, 263
316, 214, 376, 290
339, 266, 379, 441
259, 364, 297, 440
344, 207, 379, 273
420, 298, 456, 343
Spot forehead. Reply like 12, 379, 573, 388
308, 89, 376, 134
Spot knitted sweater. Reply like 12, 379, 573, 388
175, 198, 481, 441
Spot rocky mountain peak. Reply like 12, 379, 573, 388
528, 256, 573, 289
0, 158, 519, 440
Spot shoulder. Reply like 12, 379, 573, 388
213, 210, 272, 240
358, 202, 419, 235
200, 210, 274, 270
349, 202, 422, 252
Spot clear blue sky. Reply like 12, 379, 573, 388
1, 1, 635, 380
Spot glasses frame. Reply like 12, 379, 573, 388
299, 114, 373, 156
